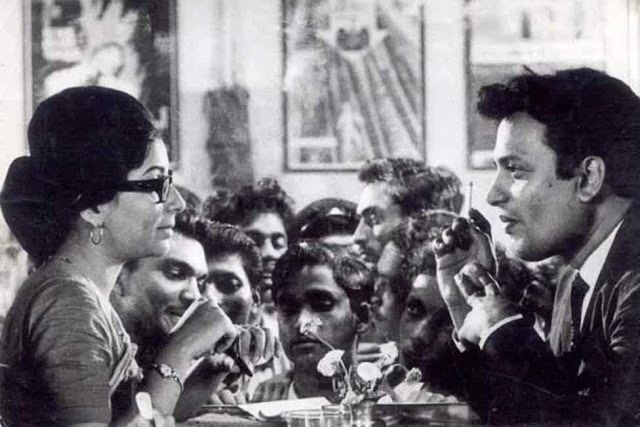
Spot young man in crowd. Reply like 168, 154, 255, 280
196, 221, 289, 400
435, 68, 640, 424
353, 159, 463, 266
353, 158, 425, 267
205, 177, 295, 333
252, 241, 373, 402
111, 211, 278, 419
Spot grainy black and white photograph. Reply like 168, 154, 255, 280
0, 0, 639, 425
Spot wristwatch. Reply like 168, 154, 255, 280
148, 363, 184, 392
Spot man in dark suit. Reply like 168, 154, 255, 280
434, 68, 640, 425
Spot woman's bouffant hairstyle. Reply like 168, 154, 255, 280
272, 241, 374, 316
477, 67, 640, 199
203, 177, 295, 229
1, 86, 158, 264
198, 221, 263, 289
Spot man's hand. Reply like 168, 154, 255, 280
251, 376, 291, 402
432, 209, 496, 330
235, 325, 283, 370
209, 387, 248, 405
455, 263, 520, 345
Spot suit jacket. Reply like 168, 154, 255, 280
462, 203, 640, 425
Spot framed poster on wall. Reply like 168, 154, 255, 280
25, 0, 180, 165
282, 0, 425, 171
465, 0, 606, 169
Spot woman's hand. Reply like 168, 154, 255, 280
126, 410, 175, 427
160, 299, 238, 372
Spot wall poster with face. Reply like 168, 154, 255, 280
282, 0, 426, 171
25, 0, 180, 165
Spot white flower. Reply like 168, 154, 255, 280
357, 362, 383, 383
405, 367, 422, 383
317, 349, 344, 377
377, 342, 399, 367
299, 313, 323, 336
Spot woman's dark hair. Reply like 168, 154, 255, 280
204, 177, 295, 229
0, 86, 158, 264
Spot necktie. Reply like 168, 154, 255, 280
570, 273, 589, 347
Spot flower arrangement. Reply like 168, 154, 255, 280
300, 314, 422, 405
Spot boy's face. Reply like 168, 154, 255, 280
277, 265, 359, 372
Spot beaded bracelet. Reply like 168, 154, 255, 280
148, 363, 184, 392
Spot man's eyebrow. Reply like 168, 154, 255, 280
160, 258, 196, 277
495, 154, 523, 166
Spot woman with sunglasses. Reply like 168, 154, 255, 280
0, 87, 239, 426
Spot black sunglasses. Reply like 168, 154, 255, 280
113, 170, 174, 203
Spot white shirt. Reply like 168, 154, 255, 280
577, 220, 623, 327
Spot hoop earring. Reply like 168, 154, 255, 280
90, 224, 104, 245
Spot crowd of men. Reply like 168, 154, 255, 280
6, 66, 640, 425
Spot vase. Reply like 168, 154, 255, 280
324, 400, 378, 427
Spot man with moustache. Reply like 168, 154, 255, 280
252, 242, 373, 402
434, 68, 640, 424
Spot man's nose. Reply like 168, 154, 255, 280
353, 219, 368, 244
486, 173, 508, 206
261, 238, 279, 261
180, 278, 201, 304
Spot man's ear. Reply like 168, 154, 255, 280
576, 156, 606, 202
252, 288, 262, 306
355, 303, 370, 334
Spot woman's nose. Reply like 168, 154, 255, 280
166, 185, 186, 213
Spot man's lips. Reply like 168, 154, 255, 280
291, 336, 320, 348
498, 214, 519, 232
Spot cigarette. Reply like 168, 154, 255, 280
135, 392, 154, 421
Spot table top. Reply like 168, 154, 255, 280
178, 402, 481, 426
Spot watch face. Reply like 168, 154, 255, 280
159, 365, 172, 376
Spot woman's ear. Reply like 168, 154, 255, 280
79, 201, 114, 229
576, 156, 606, 202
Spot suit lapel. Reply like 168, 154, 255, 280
583, 203, 640, 326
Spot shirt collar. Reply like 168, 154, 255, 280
579, 219, 624, 289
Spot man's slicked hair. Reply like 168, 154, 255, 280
203, 177, 295, 229
477, 67, 640, 199
198, 222, 263, 289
